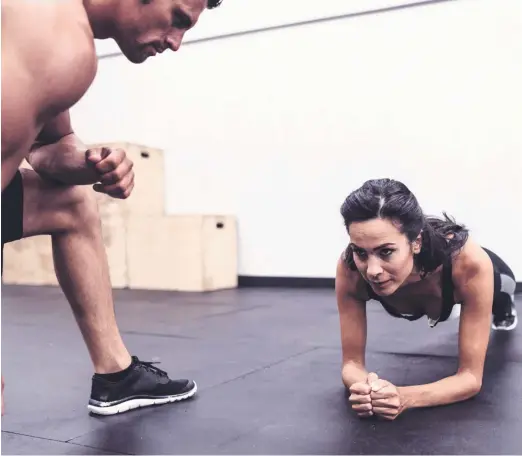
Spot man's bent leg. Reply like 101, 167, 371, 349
20, 168, 131, 373
15, 169, 197, 415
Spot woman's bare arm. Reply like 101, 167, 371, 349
335, 255, 370, 388
397, 239, 494, 410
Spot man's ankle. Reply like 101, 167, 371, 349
94, 357, 136, 382
93, 352, 132, 375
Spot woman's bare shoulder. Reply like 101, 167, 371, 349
450, 236, 493, 290
335, 252, 370, 302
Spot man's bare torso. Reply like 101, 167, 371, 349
1, 0, 98, 190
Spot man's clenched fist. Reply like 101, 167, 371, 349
86, 146, 134, 199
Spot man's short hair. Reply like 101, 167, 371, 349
207, 0, 222, 8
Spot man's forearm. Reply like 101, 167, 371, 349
342, 362, 369, 389
27, 134, 99, 185
399, 371, 481, 411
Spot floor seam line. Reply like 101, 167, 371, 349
1, 430, 130, 455
66, 440, 131, 455
205, 346, 322, 390
2, 430, 70, 444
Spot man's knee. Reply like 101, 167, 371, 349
57, 185, 101, 233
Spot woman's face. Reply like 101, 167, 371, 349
348, 218, 421, 296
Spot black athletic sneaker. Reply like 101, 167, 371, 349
492, 307, 518, 331
88, 356, 197, 415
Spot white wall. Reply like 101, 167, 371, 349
72, 0, 522, 279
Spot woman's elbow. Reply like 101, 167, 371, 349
469, 378, 482, 397
460, 371, 482, 398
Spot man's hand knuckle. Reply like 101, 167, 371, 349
114, 169, 124, 181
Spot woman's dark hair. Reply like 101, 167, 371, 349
340, 178, 469, 277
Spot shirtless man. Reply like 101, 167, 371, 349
1, 0, 222, 416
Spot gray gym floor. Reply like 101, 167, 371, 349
1, 284, 521, 455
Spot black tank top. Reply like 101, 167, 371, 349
365, 260, 457, 327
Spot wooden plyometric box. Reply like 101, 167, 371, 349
126, 215, 238, 292
2, 212, 238, 292
88, 142, 165, 216
2, 145, 239, 293
1, 235, 58, 286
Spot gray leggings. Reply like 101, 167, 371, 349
484, 247, 517, 316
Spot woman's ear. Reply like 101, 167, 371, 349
413, 231, 422, 254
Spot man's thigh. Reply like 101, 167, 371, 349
4, 168, 94, 241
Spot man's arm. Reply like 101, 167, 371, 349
33, 110, 74, 145
27, 111, 100, 185
2, 0, 98, 185
335, 256, 369, 388
397, 241, 493, 410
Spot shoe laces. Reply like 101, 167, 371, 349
134, 357, 168, 377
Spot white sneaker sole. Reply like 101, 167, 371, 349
87, 382, 197, 416
492, 310, 518, 331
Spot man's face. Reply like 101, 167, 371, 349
114, 0, 207, 63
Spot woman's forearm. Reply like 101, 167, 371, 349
27, 134, 99, 185
399, 371, 481, 411
342, 362, 369, 389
